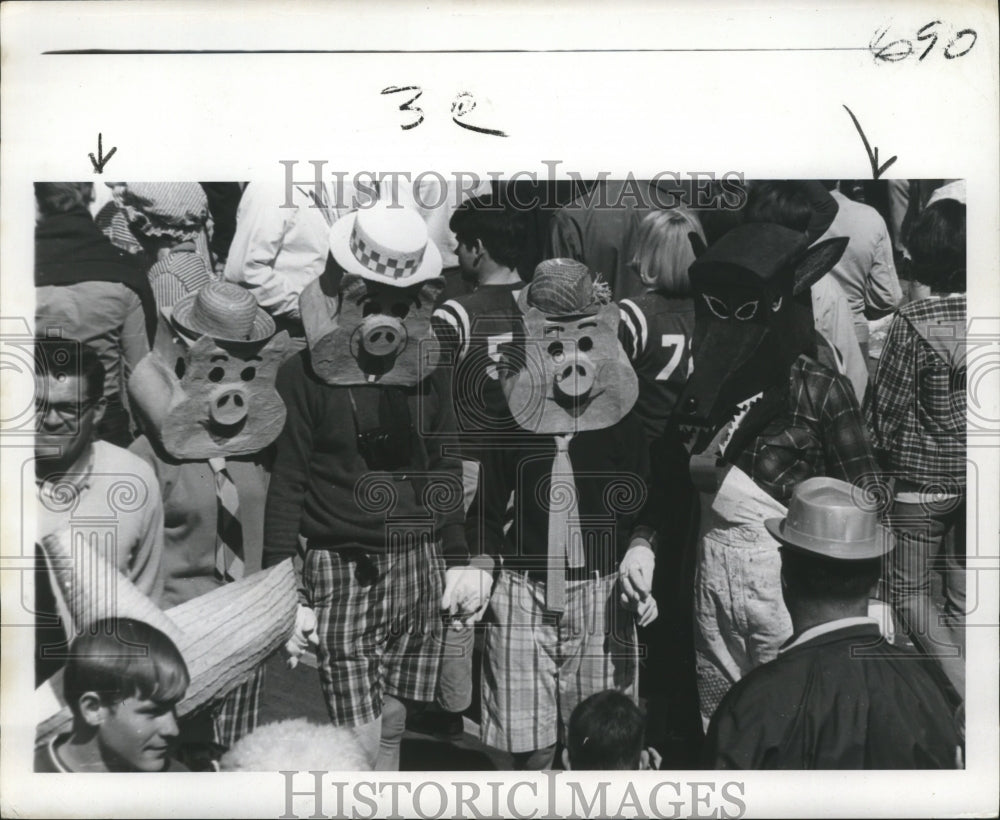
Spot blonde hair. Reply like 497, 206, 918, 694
629, 208, 704, 296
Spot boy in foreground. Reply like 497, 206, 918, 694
35, 617, 189, 773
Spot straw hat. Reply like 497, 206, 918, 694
519, 258, 611, 318
34, 530, 297, 746
328, 202, 442, 286
764, 477, 893, 561
167, 281, 275, 344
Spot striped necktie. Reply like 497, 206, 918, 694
208, 457, 244, 583
546, 434, 584, 613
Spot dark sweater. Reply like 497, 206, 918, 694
467, 415, 653, 575
263, 350, 467, 566
35, 207, 157, 345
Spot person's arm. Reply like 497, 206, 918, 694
424, 367, 475, 567
464, 441, 512, 569
119, 290, 150, 379
617, 299, 644, 362
263, 356, 315, 576
129, 466, 165, 603
812, 278, 868, 404
864, 315, 914, 461
812, 360, 885, 502
223, 185, 300, 319
863, 216, 903, 318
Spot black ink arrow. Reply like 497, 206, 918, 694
88, 133, 117, 173
843, 105, 896, 179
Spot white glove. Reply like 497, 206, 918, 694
440, 566, 493, 630
619, 543, 658, 627
285, 605, 319, 669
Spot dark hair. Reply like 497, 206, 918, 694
744, 181, 813, 233
35, 183, 94, 217
819, 180, 839, 192
64, 618, 189, 720
449, 194, 526, 271
35, 339, 106, 403
908, 199, 966, 293
780, 549, 882, 603
566, 690, 645, 770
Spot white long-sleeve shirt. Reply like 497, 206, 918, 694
223, 181, 342, 321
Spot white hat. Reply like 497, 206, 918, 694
328, 201, 443, 286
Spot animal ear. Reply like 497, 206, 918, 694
792, 237, 848, 295
688, 231, 707, 259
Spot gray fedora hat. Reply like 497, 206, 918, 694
765, 477, 893, 561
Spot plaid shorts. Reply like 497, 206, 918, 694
305, 539, 445, 727
480, 569, 639, 754
212, 665, 265, 749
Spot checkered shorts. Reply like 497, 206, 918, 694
480, 570, 639, 754
305, 539, 445, 727
212, 665, 265, 749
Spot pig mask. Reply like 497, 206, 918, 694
300, 202, 446, 386
128, 315, 289, 460
300, 271, 444, 386
498, 259, 638, 434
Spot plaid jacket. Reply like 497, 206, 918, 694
731, 356, 881, 503
866, 296, 966, 490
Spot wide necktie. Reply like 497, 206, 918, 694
208, 457, 245, 583
546, 434, 584, 613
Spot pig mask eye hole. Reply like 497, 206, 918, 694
363, 301, 383, 318
547, 341, 564, 361
735, 301, 759, 320
208, 367, 225, 383
174, 358, 186, 379
703, 294, 730, 319
578, 336, 593, 352
240, 367, 256, 382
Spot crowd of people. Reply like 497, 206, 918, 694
31, 176, 967, 773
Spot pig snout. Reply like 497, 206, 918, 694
209, 386, 248, 426
552, 352, 596, 402
359, 315, 407, 358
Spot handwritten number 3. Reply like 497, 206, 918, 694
381, 85, 425, 131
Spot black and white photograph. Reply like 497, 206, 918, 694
1, 3, 998, 818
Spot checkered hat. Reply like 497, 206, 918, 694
120, 182, 209, 242
518, 258, 611, 317
329, 201, 443, 286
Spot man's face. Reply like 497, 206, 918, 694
455, 236, 479, 279
35, 374, 103, 471
98, 695, 180, 773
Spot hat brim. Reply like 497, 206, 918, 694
329, 210, 443, 286
764, 517, 892, 561
166, 292, 276, 345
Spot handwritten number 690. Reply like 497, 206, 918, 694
871, 21, 977, 63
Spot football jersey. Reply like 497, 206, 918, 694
432, 282, 526, 444
618, 292, 695, 441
